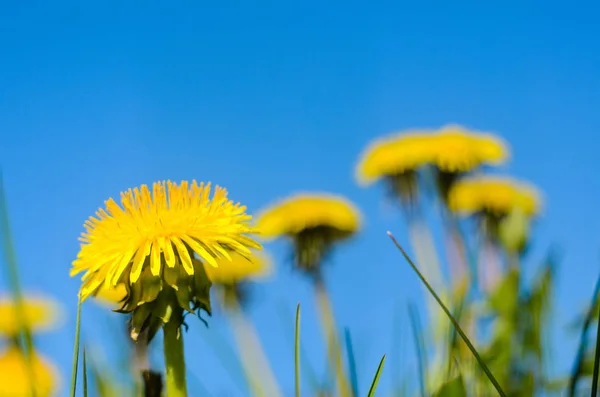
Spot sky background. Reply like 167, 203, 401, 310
1, 1, 599, 395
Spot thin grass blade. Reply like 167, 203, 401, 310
344, 328, 359, 397
366, 354, 386, 397
408, 302, 427, 397
277, 300, 320, 389
388, 231, 507, 397
592, 300, 600, 397
295, 303, 301, 397
568, 266, 600, 396
70, 297, 83, 397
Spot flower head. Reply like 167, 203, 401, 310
448, 176, 541, 217
0, 347, 58, 397
431, 125, 508, 173
204, 251, 272, 286
0, 296, 60, 336
355, 125, 508, 186
70, 180, 261, 335
355, 131, 434, 186
257, 194, 361, 239
256, 193, 361, 273
93, 284, 128, 307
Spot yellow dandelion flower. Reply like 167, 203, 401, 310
0, 296, 60, 336
0, 347, 58, 397
257, 194, 361, 239
93, 283, 128, 307
432, 125, 509, 173
256, 193, 361, 272
70, 180, 261, 302
204, 251, 272, 285
355, 131, 435, 186
448, 176, 541, 217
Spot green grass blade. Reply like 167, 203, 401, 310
568, 268, 600, 396
83, 347, 88, 397
592, 299, 600, 397
447, 291, 467, 380
366, 354, 386, 397
295, 303, 301, 397
0, 173, 37, 397
388, 231, 507, 397
70, 297, 83, 397
408, 302, 427, 397
343, 328, 359, 397
277, 300, 320, 390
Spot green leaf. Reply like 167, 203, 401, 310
488, 267, 519, 317
366, 354, 386, 397
433, 375, 466, 397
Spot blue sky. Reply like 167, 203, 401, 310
1, 1, 599, 395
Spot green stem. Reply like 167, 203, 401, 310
163, 316, 188, 397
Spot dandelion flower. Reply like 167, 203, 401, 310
93, 283, 128, 307
0, 347, 58, 397
256, 193, 361, 272
356, 125, 509, 203
0, 296, 60, 336
70, 180, 261, 337
355, 131, 434, 186
431, 125, 509, 173
204, 251, 272, 286
448, 176, 541, 217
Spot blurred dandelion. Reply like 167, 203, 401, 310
448, 176, 542, 290
356, 125, 509, 393
257, 193, 360, 276
257, 193, 361, 397
448, 176, 540, 218
355, 131, 433, 206
205, 251, 281, 396
0, 346, 58, 397
93, 284, 128, 309
204, 251, 272, 289
0, 296, 61, 336
70, 180, 261, 397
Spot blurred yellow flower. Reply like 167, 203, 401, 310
432, 125, 508, 173
256, 193, 361, 239
448, 176, 541, 216
204, 251, 272, 285
355, 131, 434, 185
0, 346, 58, 397
355, 125, 509, 185
93, 283, 128, 307
0, 296, 59, 336
70, 180, 261, 302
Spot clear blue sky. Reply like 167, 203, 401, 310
1, 1, 599, 395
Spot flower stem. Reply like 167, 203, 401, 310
314, 279, 351, 397
163, 316, 187, 397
